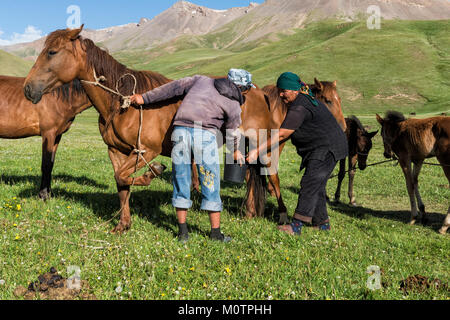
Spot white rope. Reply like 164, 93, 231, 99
81, 68, 137, 109
81, 68, 156, 176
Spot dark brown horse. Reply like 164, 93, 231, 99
0, 75, 91, 199
334, 116, 378, 205
23, 26, 273, 233
376, 111, 450, 234
260, 80, 347, 223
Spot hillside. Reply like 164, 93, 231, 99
114, 19, 450, 115
2, 0, 450, 59
0, 50, 32, 76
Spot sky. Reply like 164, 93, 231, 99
0, 0, 263, 46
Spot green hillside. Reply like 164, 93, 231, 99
114, 19, 450, 115
0, 50, 32, 77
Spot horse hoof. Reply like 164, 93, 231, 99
350, 202, 358, 207
278, 212, 289, 225
409, 219, 417, 226
150, 162, 166, 176
438, 227, 448, 235
111, 224, 130, 234
38, 189, 52, 201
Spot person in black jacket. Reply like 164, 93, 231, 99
247, 72, 348, 235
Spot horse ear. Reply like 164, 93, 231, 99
314, 78, 323, 91
68, 24, 84, 40
368, 130, 379, 138
332, 80, 337, 88
376, 114, 383, 125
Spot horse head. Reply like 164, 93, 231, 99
376, 111, 405, 159
311, 79, 346, 131
24, 25, 85, 104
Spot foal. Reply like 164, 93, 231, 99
376, 111, 450, 234
334, 116, 378, 205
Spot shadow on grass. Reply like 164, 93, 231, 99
0, 174, 109, 190
15, 180, 269, 237
328, 201, 447, 233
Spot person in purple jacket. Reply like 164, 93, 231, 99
131, 70, 250, 242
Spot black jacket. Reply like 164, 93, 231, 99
288, 94, 348, 169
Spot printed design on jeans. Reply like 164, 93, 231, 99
199, 166, 215, 192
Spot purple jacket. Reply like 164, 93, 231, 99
142, 75, 242, 149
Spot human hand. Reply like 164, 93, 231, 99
130, 94, 144, 106
246, 149, 259, 164
234, 150, 245, 167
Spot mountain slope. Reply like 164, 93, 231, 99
0, 50, 32, 76
2, 0, 450, 58
97, 1, 258, 51
114, 19, 450, 115
198, 0, 450, 49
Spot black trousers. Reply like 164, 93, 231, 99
295, 152, 337, 225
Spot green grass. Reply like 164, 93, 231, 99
114, 19, 450, 115
0, 50, 33, 76
0, 109, 449, 300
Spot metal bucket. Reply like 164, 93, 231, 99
224, 162, 248, 184
223, 136, 247, 184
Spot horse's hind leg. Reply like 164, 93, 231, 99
438, 156, 450, 234
334, 158, 346, 203
348, 155, 358, 206
39, 132, 62, 200
399, 157, 418, 225
440, 208, 450, 234
267, 173, 288, 224
412, 161, 426, 223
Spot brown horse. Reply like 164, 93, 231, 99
23, 26, 273, 233
376, 111, 450, 234
259, 80, 347, 223
0, 75, 91, 199
334, 116, 378, 205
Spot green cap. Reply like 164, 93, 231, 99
277, 72, 301, 91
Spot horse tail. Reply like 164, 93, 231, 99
244, 163, 267, 218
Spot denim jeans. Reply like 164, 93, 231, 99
171, 126, 222, 212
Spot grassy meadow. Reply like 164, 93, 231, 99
0, 109, 448, 300
0, 18, 449, 300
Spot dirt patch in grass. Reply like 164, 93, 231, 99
399, 275, 449, 294
14, 267, 96, 300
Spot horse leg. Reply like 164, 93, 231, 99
244, 167, 257, 218
438, 155, 450, 234
334, 158, 346, 203
267, 173, 288, 224
39, 132, 61, 200
440, 208, 450, 235
399, 157, 418, 225
412, 161, 426, 223
110, 148, 166, 233
191, 160, 200, 193
348, 155, 358, 206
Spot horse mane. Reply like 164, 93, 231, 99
262, 85, 288, 114
80, 37, 171, 97
349, 115, 365, 131
385, 111, 406, 123
51, 79, 85, 102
